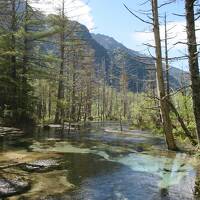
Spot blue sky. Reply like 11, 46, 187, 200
89, 0, 185, 49
89, 0, 138, 47
31, 0, 200, 70
87, 0, 197, 70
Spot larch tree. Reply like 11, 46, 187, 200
54, 0, 66, 123
0, 0, 33, 123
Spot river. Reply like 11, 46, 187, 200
0, 122, 199, 200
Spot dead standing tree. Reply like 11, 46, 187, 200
152, 0, 177, 150
185, 0, 200, 145
124, 1, 177, 150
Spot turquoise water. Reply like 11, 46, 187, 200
0, 122, 199, 200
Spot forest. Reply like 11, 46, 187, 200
0, 0, 200, 199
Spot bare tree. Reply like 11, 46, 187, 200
151, 0, 177, 150
124, 0, 177, 150
185, 0, 200, 145
164, 13, 170, 96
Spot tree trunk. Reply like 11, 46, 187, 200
11, 0, 17, 110
151, 0, 177, 150
48, 85, 52, 119
164, 13, 170, 96
109, 87, 113, 118
167, 100, 197, 145
55, 0, 65, 124
77, 92, 83, 122
21, 0, 29, 110
185, 0, 200, 145
71, 69, 76, 122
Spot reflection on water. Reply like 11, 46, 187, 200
0, 122, 199, 200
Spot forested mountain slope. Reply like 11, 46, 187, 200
54, 19, 187, 92
63, 20, 189, 92
91, 33, 189, 92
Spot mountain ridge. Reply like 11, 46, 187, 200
90, 32, 187, 91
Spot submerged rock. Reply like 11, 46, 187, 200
12, 171, 75, 200
0, 176, 30, 197
135, 146, 144, 152
20, 159, 61, 173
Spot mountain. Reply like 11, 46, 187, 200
14, 1, 188, 92
71, 22, 111, 75
91, 33, 187, 92
91, 33, 140, 57
42, 15, 188, 92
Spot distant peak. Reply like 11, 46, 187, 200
92, 33, 140, 57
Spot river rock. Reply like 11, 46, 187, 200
20, 159, 61, 173
136, 146, 144, 152
0, 176, 30, 197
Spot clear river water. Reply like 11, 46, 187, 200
0, 122, 199, 200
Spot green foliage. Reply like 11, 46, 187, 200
0, 0, 195, 147
127, 91, 196, 141
129, 93, 162, 133
0, 0, 54, 126
170, 93, 196, 139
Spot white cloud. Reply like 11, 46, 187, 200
131, 21, 200, 61
30, 0, 94, 30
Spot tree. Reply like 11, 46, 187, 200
185, 0, 200, 145
0, 0, 33, 124
164, 13, 170, 96
124, 0, 177, 150
120, 58, 128, 118
54, 0, 67, 124
151, 0, 177, 150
